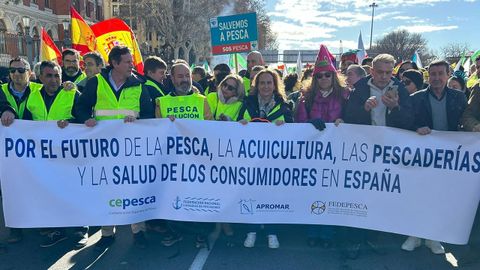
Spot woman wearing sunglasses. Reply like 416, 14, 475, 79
295, 44, 349, 248
295, 44, 349, 126
207, 74, 245, 121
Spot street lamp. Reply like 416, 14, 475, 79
62, 20, 71, 48
369, 2, 378, 51
22, 16, 33, 65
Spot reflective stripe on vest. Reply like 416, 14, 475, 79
26, 88, 75, 121
1, 82, 42, 119
94, 74, 142, 120
74, 73, 87, 84
243, 103, 285, 122
206, 92, 242, 120
159, 92, 205, 120
144, 79, 166, 96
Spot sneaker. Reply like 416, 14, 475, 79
268, 234, 280, 249
95, 235, 115, 250
40, 231, 67, 248
74, 232, 89, 248
243, 232, 256, 248
161, 232, 183, 247
133, 231, 148, 249
195, 235, 209, 249
425, 240, 445, 254
7, 229, 23, 244
401, 236, 422, 251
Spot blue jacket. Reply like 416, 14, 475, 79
343, 76, 414, 130
411, 86, 467, 131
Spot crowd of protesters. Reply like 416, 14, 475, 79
0, 44, 479, 267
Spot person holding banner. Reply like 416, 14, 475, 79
0, 57, 43, 244
156, 62, 212, 120
237, 69, 293, 125
406, 60, 467, 254
295, 44, 347, 248
156, 61, 213, 248
459, 80, 480, 266
76, 45, 154, 249
342, 53, 414, 259
237, 68, 293, 249
20, 61, 87, 248
61, 49, 86, 84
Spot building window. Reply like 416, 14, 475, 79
17, 24, 25, 56
112, 5, 119, 17
32, 27, 39, 60
86, 2, 92, 17
0, 20, 6, 54
45, 0, 50, 8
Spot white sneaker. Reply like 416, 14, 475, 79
401, 236, 422, 251
268, 234, 280, 249
244, 232, 256, 248
425, 240, 445, 254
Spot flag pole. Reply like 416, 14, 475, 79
234, 53, 239, 74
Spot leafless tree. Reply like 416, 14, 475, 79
370, 30, 436, 65
440, 42, 471, 59
123, 0, 278, 63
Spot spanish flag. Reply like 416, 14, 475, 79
40, 27, 62, 64
70, 7, 96, 55
91, 18, 144, 74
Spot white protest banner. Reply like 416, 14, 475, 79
1, 119, 479, 245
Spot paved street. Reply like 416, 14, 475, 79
1, 215, 479, 270
0, 195, 478, 270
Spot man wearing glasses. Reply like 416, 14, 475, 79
61, 49, 86, 84
0, 57, 43, 245
1, 58, 43, 126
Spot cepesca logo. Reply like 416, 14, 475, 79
109, 196, 156, 210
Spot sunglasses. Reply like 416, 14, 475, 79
402, 79, 412, 86
223, 83, 237, 92
9, 67, 28, 74
315, 72, 332, 79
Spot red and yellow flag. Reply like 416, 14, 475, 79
91, 19, 144, 74
40, 27, 62, 64
70, 7, 96, 55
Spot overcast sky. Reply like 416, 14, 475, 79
265, 0, 479, 55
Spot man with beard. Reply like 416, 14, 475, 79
155, 61, 212, 248
156, 61, 212, 120
61, 49, 86, 84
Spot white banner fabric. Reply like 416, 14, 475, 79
1, 119, 479, 245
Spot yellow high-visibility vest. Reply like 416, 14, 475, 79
159, 92, 205, 120
1, 82, 42, 119
26, 88, 76, 121
94, 74, 142, 120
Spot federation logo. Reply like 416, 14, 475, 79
172, 196, 182, 210
311, 201, 326, 215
